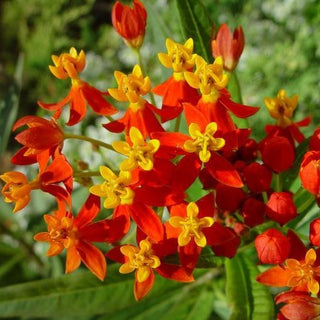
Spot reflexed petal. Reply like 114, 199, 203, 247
65, 246, 81, 274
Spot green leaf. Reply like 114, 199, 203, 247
225, 253, 274, 320
0, 53, 24, 154
175, 0, 213, 61
0, 264, 216, 319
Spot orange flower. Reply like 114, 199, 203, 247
211, 23, 245, 72
0, 172, 35, 213
34, 195, 127, 280
38, 47, 117, 126
112, 0, 147, 48
1, 153, 73, 213
107, 236, 194, 300
257, 248, 320, 295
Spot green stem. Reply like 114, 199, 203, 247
275, 173, 282, 192
64, 132, 114, 151
231, 71, 243, 104
293, 186, 305, 201
135, 48, 157, 107
174, 113, 182, 132
297, 193, 315, 213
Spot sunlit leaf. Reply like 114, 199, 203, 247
225, 253, 274, 320
175, 0, 212, 61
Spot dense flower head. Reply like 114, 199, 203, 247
2, 3, 320, 314
211, 23, 245, 72
112, 0, 147, 48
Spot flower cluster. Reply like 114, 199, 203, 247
1, 1, 320, 317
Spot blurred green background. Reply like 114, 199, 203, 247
0, 0, 319, 318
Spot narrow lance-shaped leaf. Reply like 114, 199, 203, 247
175, 0, 212, 62
225, 253, 274, 320
0, 53, 24, 154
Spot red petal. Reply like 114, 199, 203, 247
37, 93, 71, 111
156, 264, 194, 282
183, 102, 208, 131
77, 240, 107, 281
80, 215, 128, 243
179, 240, 201, 272
106, 246, 126, 264
205, 152, 243, 187
129, 203, 164, 242
219, 95, 259, 118
65, 246, 81, 274
67, 86, 87, 126
81, 82, 117, 116
75, 194, 100, 227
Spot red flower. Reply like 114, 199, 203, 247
104, 65, 164, 139
211, 23, 245, 72
255, 228, 291, 264
167, 193, 240, 272
34, 194, 127, 280
112, 0, 147, 48
152, 38, 200, 122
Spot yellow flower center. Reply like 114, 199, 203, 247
169, 202, 214, 247
183, 122, 225, 162
108, 65, 150, 110
89, 166, 134, 209
119, 239, 161, 282
285, 248, 320, 295
45, 215, 78, 249
158, 38, 195, 80
49, 47, 86, 80
184, 55, 228, 102
112, 127, 160, 171
264, 89, 299, 128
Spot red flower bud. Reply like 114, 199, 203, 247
266, 191, 297, 225
300, 151, 320, 196
215, 183, 246, 212
241, 197, 265, 227
260, 136, 295, 173
211, 23, 245, 71
310, 127, 320, 151
255, 228, 290, 264
243, 162, 272, 193
112, 0, 147, 48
